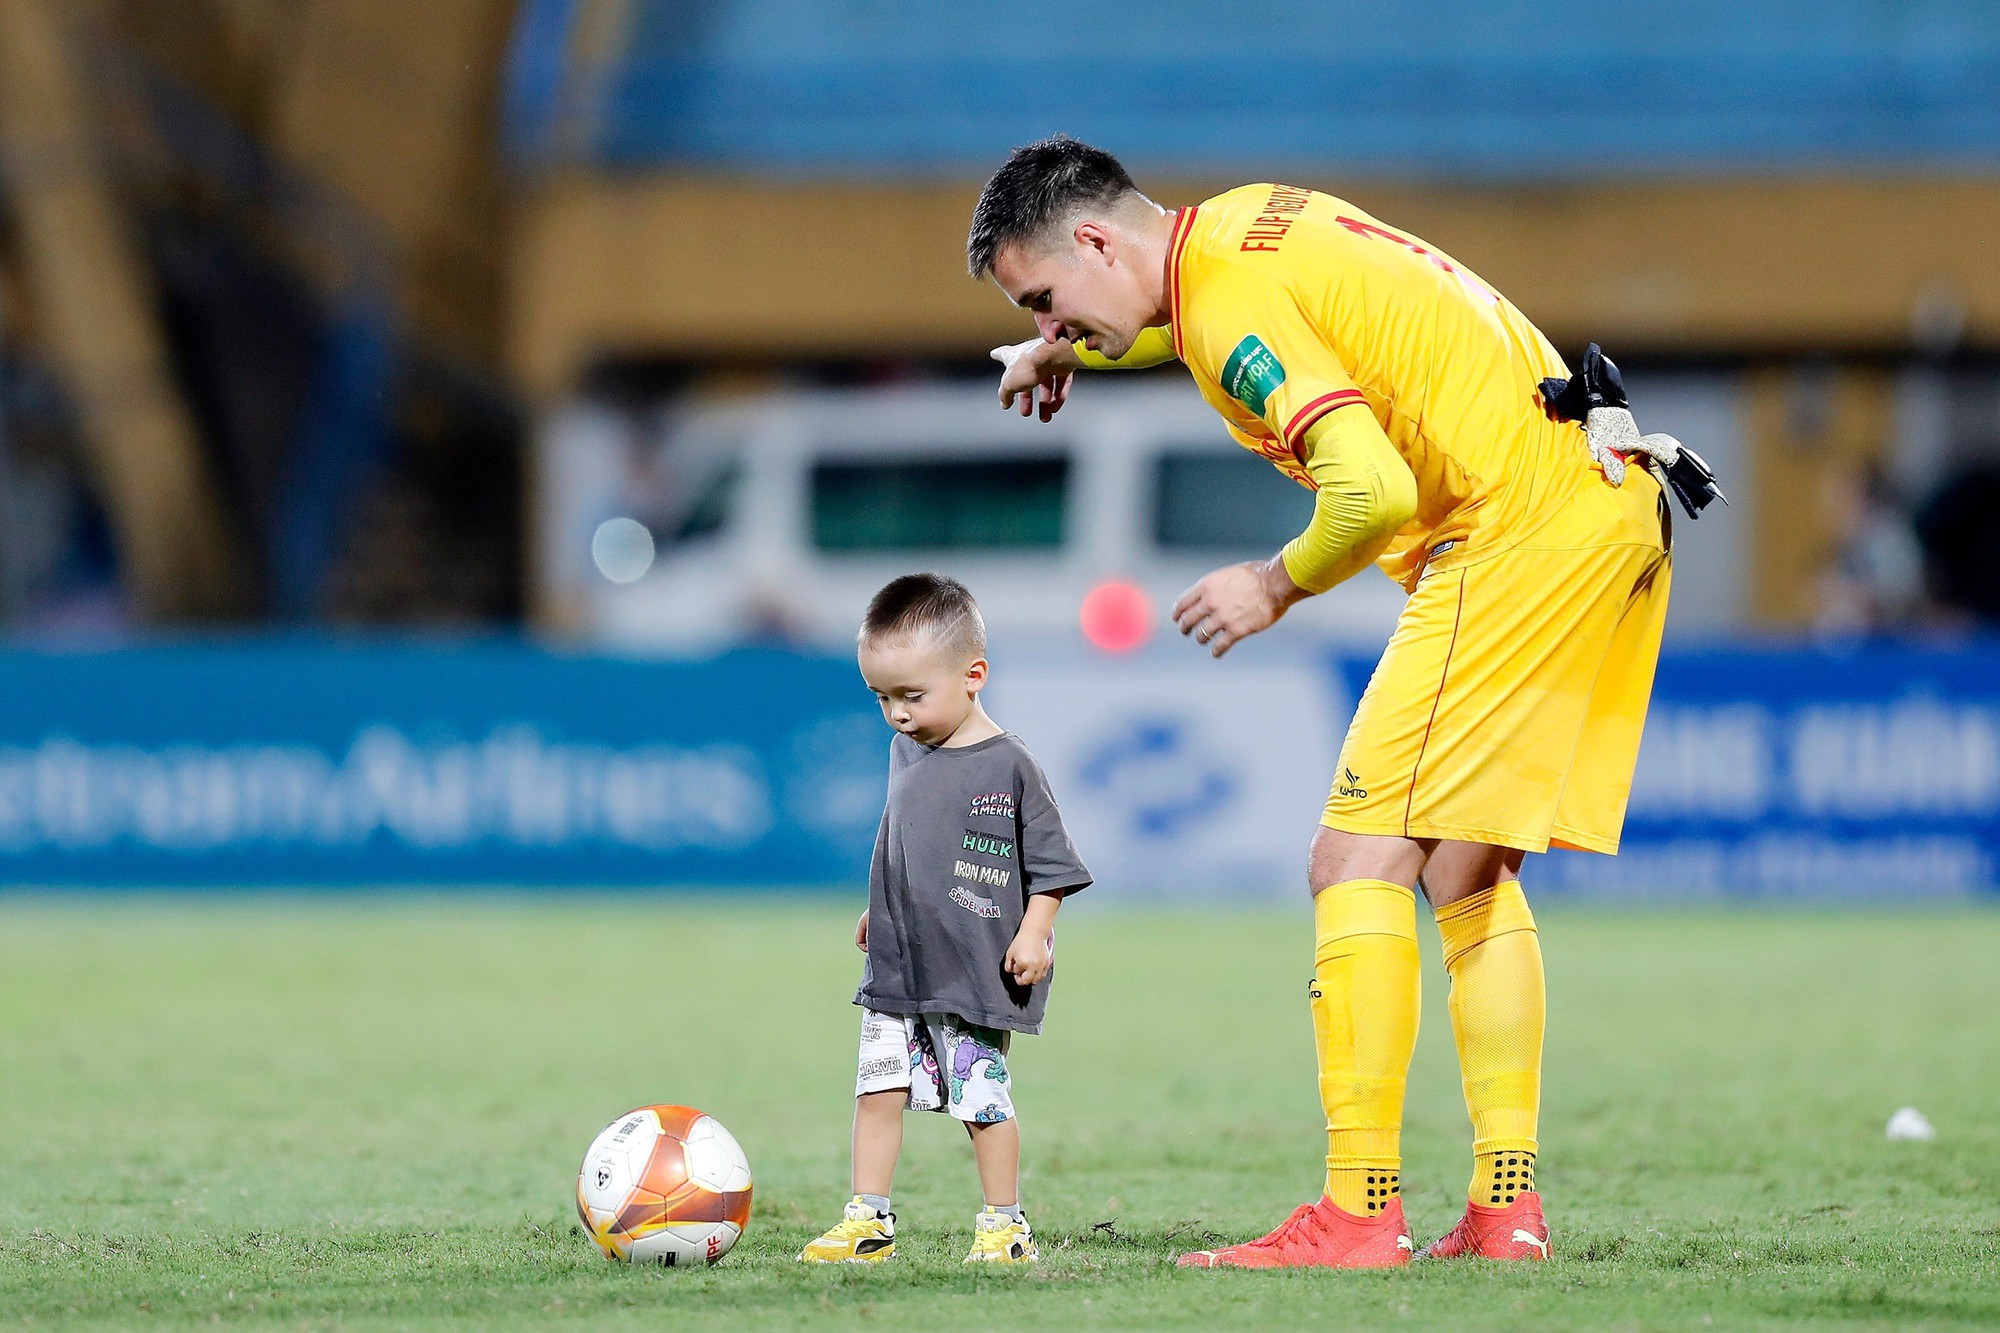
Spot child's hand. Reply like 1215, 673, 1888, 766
1004, 928, 1052, 985
854, 909, 870, 952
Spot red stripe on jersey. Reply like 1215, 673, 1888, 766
1167, 206, 1198, 360
1283, 389, 1369, 449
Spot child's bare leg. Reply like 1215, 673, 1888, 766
964, 1117, 1020, 1207
852, 1090, 905, 1197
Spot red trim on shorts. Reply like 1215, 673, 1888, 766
1283, 389, 1370, 450
1403, 571, 1469, 836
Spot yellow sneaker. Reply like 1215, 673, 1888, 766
963, 1208, 1038, 1263
797, 1198, 896, 1263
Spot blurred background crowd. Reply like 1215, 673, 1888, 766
1, 0, 1996, 649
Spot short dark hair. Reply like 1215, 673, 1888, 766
966, 135, 1141, 279
860, 573, 987, 659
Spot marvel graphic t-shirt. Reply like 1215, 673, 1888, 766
855, 731, 1091, 1035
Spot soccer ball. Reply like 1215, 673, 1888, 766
575, 1105, 753, 1266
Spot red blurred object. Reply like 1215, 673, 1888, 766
1080, 580, 1153, 653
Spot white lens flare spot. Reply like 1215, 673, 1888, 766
592, 517, 655, 584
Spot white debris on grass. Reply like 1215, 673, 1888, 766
1885, 1107, 1936, 1142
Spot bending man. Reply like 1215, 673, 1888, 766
969, 136, 1678, 1269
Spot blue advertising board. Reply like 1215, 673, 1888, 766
2, 639, 1995, 896
1335, 641, 2000, 899
0, 642, 887, 887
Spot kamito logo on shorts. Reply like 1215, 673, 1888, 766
1335, 767, 1368, 799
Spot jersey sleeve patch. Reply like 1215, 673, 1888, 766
1221, 335, 1287, 417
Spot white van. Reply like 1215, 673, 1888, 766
537, 379, 1409, 653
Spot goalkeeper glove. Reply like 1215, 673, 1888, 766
1539, 344, 1727, 520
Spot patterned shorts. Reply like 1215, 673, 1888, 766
855, 1009, 1014, 1124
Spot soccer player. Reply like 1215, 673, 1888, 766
798, 573, 1092, 1265
968, 137, 1683, 1268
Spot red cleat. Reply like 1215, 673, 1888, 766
1416, 1191, 1549, 1261
1176, 1197, 1413, 1269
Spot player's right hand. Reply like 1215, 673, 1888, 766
854, 909, 870, 951
1171, 556, 1306, 658
992, 339, 1079, 422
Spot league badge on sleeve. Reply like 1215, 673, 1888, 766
1222, 335, 1286, 415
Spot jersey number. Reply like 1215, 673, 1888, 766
1335, 217, 1499, 307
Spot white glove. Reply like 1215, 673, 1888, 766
1584, 405, 1685, 487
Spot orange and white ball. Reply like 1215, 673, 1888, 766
576, 1105, 753, 1266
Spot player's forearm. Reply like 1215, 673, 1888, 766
1278, 502, 1401, 594
1070, 325, 1176, 370
1277, 411, 1418, 594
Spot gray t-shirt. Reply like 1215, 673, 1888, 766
855, 731, 1090, 1035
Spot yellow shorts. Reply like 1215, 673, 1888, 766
1324, 467, 1672, 855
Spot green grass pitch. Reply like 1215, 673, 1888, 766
2, 897, 1996, 1330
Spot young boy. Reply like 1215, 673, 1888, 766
798, 573, 1091, 1266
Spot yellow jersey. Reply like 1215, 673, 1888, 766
1161, 184, 1591, 591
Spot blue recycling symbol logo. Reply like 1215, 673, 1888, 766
1076, 717, 1237, 840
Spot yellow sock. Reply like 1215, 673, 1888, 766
1311, 878, 1419, 1215
1436, 881, 1544, 1206
1472, 1148, 1536, 1207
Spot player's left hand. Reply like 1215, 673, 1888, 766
1004, 929, 1053, 985
1172, 557, 1304, 658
